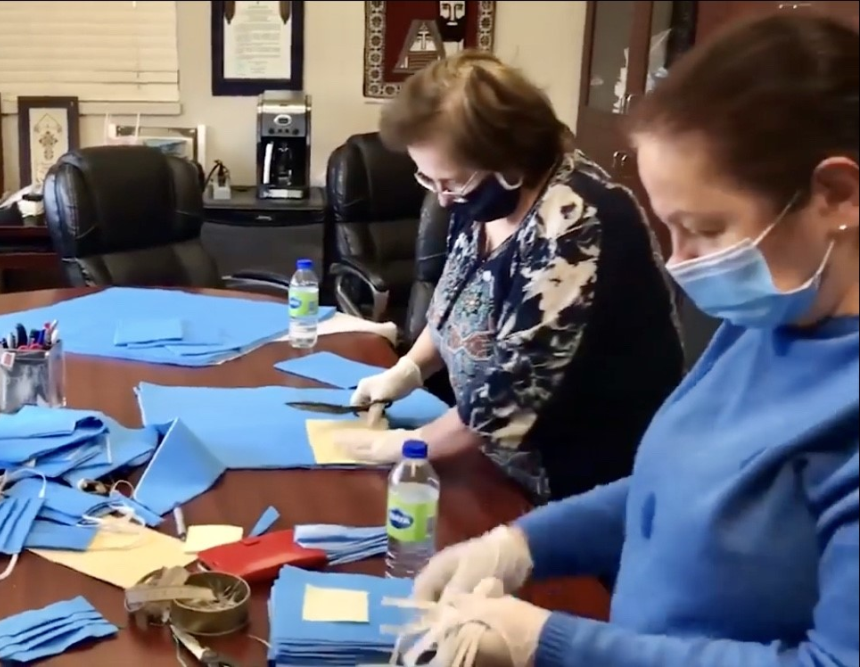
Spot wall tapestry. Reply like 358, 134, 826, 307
363, 0, 496, 100
17, 96, 79, 188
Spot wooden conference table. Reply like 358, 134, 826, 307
0, 287, 610, 666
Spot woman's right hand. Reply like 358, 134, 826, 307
350, 357, 423, 406
413, 526, 534, 603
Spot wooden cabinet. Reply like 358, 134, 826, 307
575, 0, 858, 255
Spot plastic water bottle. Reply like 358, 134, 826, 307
289, 258, 319, 349
386, 440, 440, 578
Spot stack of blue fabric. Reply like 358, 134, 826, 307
0, 596, 117, 663
0, 406, 158, 486
268, 566, 414, 666
0, 287, 336, 367
295, 524, 387, 566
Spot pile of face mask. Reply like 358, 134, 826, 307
0, 596, 118, 663
294, 524, 387, 566
0, 405, 157, 484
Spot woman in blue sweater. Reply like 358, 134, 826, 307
410, 13, 860, 667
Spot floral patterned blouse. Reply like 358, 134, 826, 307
427, 151, 684, 502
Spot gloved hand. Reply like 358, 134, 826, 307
438, 580, 551, 667
332, 428, 422, 464
350, 357, 422, 406
413, 526, 534, 603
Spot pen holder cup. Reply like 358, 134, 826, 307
0, 340, 66, 414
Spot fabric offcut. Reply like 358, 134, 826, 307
250, 506, 281, 536
267, 565, 415, 665
135, 382, 448, 470
275, 352, 385, 388
0, 596, 117, 663
294, 524, 387, 566
133, 419, 226, 516
0, 406, 107, 466
0, 287, 336, 367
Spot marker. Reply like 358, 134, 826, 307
173, 506, 187, 540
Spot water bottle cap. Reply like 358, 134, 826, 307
402, 440, 428, 459
297, 259, 313, 270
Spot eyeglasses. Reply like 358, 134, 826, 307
414, 171, 479, 202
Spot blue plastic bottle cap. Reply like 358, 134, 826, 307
402, 440, 428, 459
297, 259, 313, 270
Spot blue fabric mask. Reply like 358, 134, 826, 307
453, 173, 522, 223
3, 478, 112, 525
668, 220, 834, 329
0, 473, 45, 579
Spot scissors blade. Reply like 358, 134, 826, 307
284, 401, 356, 414
171, 625, 206, 660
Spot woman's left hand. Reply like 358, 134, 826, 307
332, 429, 421, 464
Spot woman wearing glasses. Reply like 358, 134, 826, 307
336, 50, 683, 502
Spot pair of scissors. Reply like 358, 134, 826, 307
284, 399, 392, 416
170, 625, 240, 666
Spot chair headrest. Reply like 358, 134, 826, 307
43, 145, 204, 258
326, 132, 426, 222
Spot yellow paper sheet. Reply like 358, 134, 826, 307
302, 584, 370, 623
29, 517, 195, 589
306, 418, 388, 466
182, 524, 243, 554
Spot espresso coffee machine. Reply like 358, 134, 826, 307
256, 91, 312, 200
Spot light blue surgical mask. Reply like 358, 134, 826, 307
0, 471, 46, 580
668, 201, 835, 328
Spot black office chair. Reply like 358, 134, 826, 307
42, 146, 291, 295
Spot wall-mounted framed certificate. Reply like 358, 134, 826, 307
211, 1, 305, 96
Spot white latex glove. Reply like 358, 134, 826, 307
413, 526, 534, 603
350, 357, 422, 406
332, 428, 421, 464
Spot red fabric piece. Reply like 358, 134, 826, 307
363, 0, 497, 99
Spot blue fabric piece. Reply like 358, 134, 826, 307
519, 317, 860, 667
4, 478, 112, 525
114, 317, 184, 346
23, 520, 98, 551
0, 287, 336, 368
294, 524, 387, 566
132, 419, 226, 516
0, 407, 106, 465
0, 596, 117, 662
267, 565, 415, 665
250, 506, 280, 536
107, 492, 163, 527
274, 352, 385, 389
25, 437, 103, 478
135, 382, 449, 470
62, 418, 158, 487
0, 496, 44, 556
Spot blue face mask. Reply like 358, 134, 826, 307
453, 173, 522, 223
668, 213, 834, 329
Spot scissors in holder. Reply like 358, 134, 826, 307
170, 625, 241, 666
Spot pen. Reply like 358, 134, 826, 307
173, 506, 187, 540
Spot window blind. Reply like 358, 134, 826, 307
0, 1, 179, 112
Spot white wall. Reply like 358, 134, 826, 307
2, 0, 587, 192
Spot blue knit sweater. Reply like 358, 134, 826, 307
518, 317, 859, 667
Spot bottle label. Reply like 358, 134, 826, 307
289, 291, 319, 318
387, 493, 436, 542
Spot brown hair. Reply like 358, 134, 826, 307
379, 50, 571, 187
628, 13, 859, 211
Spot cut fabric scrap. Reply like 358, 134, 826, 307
250, 506, 281, 537
0, 596, 117, 663
294, 524, 387, 566
182, 524, 243, 554
0, 406, 107, 465
0, 287, 336, 367
133, 419, 226, 517
275, 352, 385, 389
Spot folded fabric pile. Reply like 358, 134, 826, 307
0, 405, 158, 486
0, 287, 337, 367
295, 524, 387, 566
268, 565, 414, 666
0, 596, 117, 663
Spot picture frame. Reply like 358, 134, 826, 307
17, 96, 80, 188
106, 124, 209, 170
211, 1, 305, 96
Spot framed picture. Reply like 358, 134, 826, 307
106, 124, 209, 170
211, 1, 305, 96
17, 96, 80, 187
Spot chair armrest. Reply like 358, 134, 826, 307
223, 269, 292, 296
330, 257, 390, 321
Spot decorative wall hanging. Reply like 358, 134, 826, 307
17, 96, 79, 188
211, 0, 305, 96
363, 0, 496, 100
